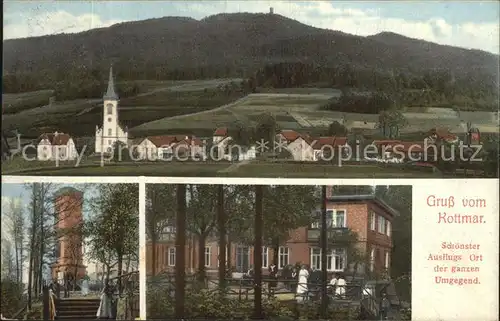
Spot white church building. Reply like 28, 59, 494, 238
95, 67, 128, 154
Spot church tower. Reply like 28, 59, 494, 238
95, 66, 128, 154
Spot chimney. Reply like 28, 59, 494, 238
269, 7, 274, 14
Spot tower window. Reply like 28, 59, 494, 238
108, 129, 112, 136
107, 104, 113, 115
108, 117, 112, 122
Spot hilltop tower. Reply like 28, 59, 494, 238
95, 66, 128, 154
51, 187, 86, 281
269, 7, 274, 14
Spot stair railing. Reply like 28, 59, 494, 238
108, 270, 139, 319
48, 289, 57, 320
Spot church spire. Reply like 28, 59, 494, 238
103, 66, 118, 100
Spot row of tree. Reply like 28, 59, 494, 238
253, 62, 498, 111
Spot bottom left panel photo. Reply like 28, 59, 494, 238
1, 182, 140, 320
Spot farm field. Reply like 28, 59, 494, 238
3, 78, 497, 150
2, 78, 246, 138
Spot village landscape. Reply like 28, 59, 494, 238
2, 9, 499, 178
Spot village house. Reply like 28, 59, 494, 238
212, 127, 257, 161
37, 132, 78, 161
136, 135, 205, 160
427, 127, 459, 144
312, 136, 349, 161
276, 130, 315, 161
146, 188, 397, 278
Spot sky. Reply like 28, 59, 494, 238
3, 1, 499, 54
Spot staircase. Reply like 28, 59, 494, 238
55, 298, 100, 320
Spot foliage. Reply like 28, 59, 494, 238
375, 185, 412, 301
0, 279, 25, 318
147, 283, 359, 320
262, 186, 319, 263
86, 184, 139, 285
377, 108, 408, 138
254, 112, 280, 147
327, 121, 348, 136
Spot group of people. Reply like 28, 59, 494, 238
243, 263, 347, 302
51, 271, 91, 298
49, 271, 116, 319
294, 265, 346, 302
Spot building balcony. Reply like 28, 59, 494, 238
307, 227, 351, 243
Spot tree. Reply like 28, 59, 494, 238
262, 186, 319, 265
327, 121, 348, 136
87, 184, 139, 292
375, 185, 412, 301
254, 112, 279, 153
146, 184, 176, 276
227, 120, 255, 160
3, 197, 25, 283
186, 185, 218, 283
377, 108, 408, 138
1, 238, 16, 280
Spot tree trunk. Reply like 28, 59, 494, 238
175, 185, 187, 319
197, 234, 206, 285
150, 238, 157, 276
227, 237, 232, 274
117, 255, 123, 294
272, 238, 280, 266
253, 185, 263, 319
27, 185, 37, 309
217, 185, 226, 290
38, 184, 46, 293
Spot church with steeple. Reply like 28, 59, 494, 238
95, 67, 128, 154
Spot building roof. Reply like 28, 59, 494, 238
54, 186, 83, 198
214, 127, 228, 136
38, 132, 71, 146
103, 66, 119, 101
278, 130, 301, 142
327, 194, 399, 217
312, 137, 335, 149
146, 135, 179, 147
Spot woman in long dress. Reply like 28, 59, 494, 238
296, 265, 309, 302
335, 274, 346, 298
97, 282, 113, 319
81, 272, 90, 296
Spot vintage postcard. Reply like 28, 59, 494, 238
2, 1, 498, 178
0, 182, 140, 320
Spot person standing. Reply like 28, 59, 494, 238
296, 265, 309, 302
63, 272, 70, 298
290, 267, 298, 292
335, 274, 346, 299
268, 263, 278, 297
97, 281, 114, 319
81, 272, 90, 296
380, 292, 390, 320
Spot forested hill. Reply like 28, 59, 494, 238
3, 12, 498, 93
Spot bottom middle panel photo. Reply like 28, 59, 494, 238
145, 183, 412, 320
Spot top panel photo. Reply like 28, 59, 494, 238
2, 1, 498, 178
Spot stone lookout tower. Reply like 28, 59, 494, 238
51, 187, 87, 281
269, 7, 274, 14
